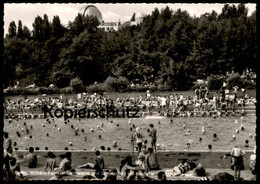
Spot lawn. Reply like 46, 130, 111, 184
4, 115, 256, 151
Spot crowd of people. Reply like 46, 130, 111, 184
3, 131, 203, 181
3, 85, 256, 181
4, 87, 256, 119
3, 142, 256, 181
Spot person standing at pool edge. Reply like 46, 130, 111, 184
231, 145, 246, 180
130, 132, 136, 153
149, 124, 157, 152
135, 127, 143, 153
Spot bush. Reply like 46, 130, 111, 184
18, 78, 36, 88
70, 77, 85, 93
86, 83, 106, 93
158, 83, 169, 91
148, 85, 157, 92
226, 73, 244, 89
155, 78, 165, 91
37, 87, 49, 94
129, 84, 149, 92
37, 87, 59, 94
4, 87, 38, 95
103, 77, 130, 92
207, 75, 224, 90
60, 86, 73, 94
47, 87, 60, 94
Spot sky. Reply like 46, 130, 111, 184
4, 3, 256, 35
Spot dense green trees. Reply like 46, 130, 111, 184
8, 21, 17, 38
4, 4, 256, 92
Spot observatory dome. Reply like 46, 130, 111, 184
79, 5, 103, 23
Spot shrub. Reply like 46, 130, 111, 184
38, 87, 49, 94
47, 87, 60, 94
103, 77, 130, 92
4, 87, 35, 95
60, 86, 73, 94
163, 77, 173, 91
70, 77, 85, 93
226, 73, 244, 89
129, 84, 148, 92
207, 75, 224, 90
18, 79, 35, 88
172, 77, 193, 91
36, 87, 59, 94
156, 78, 165, 91
86, 83, 106, 93
148, 85, 157, 92
158, 83, 168, 91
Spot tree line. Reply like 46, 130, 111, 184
4, 4, 256, 92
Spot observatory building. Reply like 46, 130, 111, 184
79, 5, 143, 31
